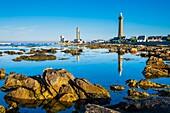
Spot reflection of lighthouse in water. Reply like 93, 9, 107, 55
76, 55, 80, 62
118, 53, 123, 76
76, 46, 80, 62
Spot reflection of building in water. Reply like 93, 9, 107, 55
118, 53, 123, 76
76, 55, 80, 62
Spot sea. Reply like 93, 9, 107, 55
0, 42, 169, 113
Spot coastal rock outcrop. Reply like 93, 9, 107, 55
1, 68, 110, 104
110, 85, 125, 91
78, 104, 120, 113
126, 79, 170, 90
26, 48, 57, 54
126, 79, 138, 88
0, 68, 6, 78
130, 48, 138, 54
126, 89, 149, 99
142, 56, 170, 79
0, 105, 5, 113
4, 51, 23, 55
13, 53, 56, 61
108, 97, 170, 113
62, 49, 82, 56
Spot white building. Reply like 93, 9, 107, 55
137, 35, 146, 42
60, 35, 66, 43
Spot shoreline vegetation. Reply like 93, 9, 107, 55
0, 43, 170, 113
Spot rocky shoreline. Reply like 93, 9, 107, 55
0, 44, 170, 113
0, 68, 110, 113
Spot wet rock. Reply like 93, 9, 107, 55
41, 48, 57, 54
123, 58, 131, 61
108, 97, 170, 113
9, 72, 16, 75
62, 49, 81, 56
140, 52, 148, 57
0, 105, 6, 113
142, 56, 170, 79
79, 103, 120, 113
26, 48, 57, 54
2, 68, 110, 104
130, 48, 138, 53
138, 79, 170, 90
110, 85, 125, 91
126, 89, 149, 99
126, 79, 138, 88
0, 52, 2, 56
13, 53, 56, 61
126, 79, 170, 90
58, 58, 69, 60
4, 51, 23, 55
0, 68, 6, 78
109, 48, 118, 53
43, 68, 75, 94
117, 48, 125, 55
74, 79, 110, 100
155, 89, 170, 97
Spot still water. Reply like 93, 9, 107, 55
0, 44, 169, 113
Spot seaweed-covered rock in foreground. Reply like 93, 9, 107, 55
1, 68, 110, 104
142, 56, 170, 79
108, 97, 170, 113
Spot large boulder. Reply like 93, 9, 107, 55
43, 68, 75, 93
1, 68, 110, 104
3, 74, 45, 100
142, 56, 170, 79
74, 78, 110, 100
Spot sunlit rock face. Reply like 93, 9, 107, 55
142, 56, 170, 79
1, 68, 110, 107
0, 68, 6, 79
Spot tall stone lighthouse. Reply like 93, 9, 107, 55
76, 27, 80, 41
118, 13, 123, 37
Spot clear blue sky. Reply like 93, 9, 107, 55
0, 0, 170, 41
